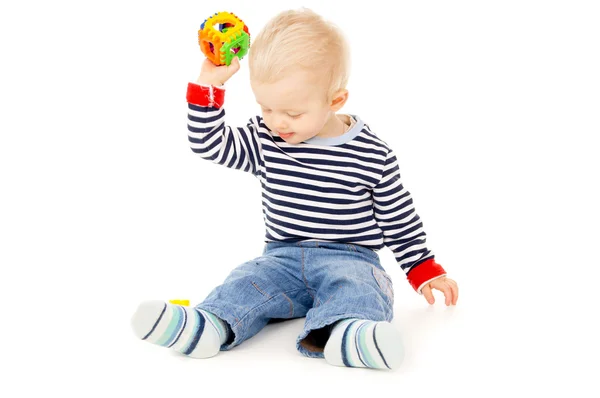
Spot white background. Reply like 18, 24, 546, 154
1, 0, 599, 396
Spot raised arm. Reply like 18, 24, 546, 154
186, 58, 262, 175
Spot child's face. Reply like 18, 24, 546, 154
251, 71, 333, 145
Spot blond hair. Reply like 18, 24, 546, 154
248, 8, 350, 101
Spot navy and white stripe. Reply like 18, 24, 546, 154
188, 104, 434, 275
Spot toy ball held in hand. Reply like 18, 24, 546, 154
198, 11, 250, 66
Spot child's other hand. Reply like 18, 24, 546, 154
196, 56, 241, 86
421, 276, 459, 306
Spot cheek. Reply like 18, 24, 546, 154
301, 113, 328, 132
261, 113, 274, 128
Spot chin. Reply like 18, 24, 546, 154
284, 137, 303, 145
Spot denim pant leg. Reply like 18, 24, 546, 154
295, 242, 394, 358
196, 246, 312, 351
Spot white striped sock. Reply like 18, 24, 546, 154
323, 318, 404, 370
131, 301, 229, 358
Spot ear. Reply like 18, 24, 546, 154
329, 89, 349, 111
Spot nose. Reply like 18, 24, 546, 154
273, 115, 288, 130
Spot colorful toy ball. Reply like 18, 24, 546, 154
198, 11, 250, 66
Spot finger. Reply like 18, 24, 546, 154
443, 279, 458, 305
422, 285, 435, 305
450, 281, 459, 305
229, 56, 241, 72
438, 284, 452, 306
217, 58, 239, 83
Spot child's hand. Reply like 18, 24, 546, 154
196, 57, 241, 86
421, 276, 459, 306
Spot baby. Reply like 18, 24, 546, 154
131, 8, 459, 370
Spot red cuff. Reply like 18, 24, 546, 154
186, 82, 225, 108
407, 258, 446, 293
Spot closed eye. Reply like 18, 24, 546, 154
287, 113, 303, 119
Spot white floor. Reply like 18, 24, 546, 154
6, 257, 597, 397
93, 251, 598, 397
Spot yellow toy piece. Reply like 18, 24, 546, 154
198, 11, 251, 66
169, 299, 190, 306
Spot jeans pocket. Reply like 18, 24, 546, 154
371, 266, 394, 305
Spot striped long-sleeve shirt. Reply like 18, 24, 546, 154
186, 83, 446, 293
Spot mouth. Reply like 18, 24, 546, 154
278, 132, 295, 139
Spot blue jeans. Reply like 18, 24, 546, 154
196, 241, 394, 358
